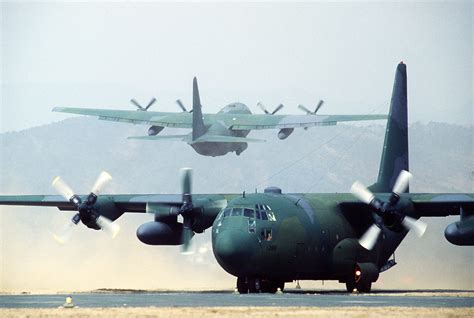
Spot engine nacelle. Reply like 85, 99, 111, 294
444, 216, 474, 246
277, 128, 294, 140
148, 125, 164, 136
136, 221, 183, 245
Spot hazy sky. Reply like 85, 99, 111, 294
1, 1, 472, 133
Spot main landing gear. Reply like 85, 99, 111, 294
237, 277, 285, 294
345, 279, 372, 293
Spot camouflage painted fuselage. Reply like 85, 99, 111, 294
211, 191, 408, 282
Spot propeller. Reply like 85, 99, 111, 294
257, 102, 284, 115
51, 171, 120, 243
350, 170, 427, 250
180, 168, 195, 253
130, 98, 156, 111
298, 100, 324, 115
176, 99, 193, 113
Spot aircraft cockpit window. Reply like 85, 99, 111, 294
243, 208, 255, 218
261, 229, 273, 241
260, 210, 268, 220
231, 208, 243, 216
266, 211, 276, 221
223, 208, 232, 217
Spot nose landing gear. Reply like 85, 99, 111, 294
236, 277, 284, 294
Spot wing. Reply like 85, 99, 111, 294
339, 193, 474, 218
0, 193, 233, 214
54, 107, 386, 131
0, 194, 180, 212
408, 193, 474, 217
225, 113, 388, 130
128, 135, 189, 141
191, 135, 265, 143
53, 107, 193, 128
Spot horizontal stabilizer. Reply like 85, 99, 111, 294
191, 135, 266, 144
128, 135, 188, 141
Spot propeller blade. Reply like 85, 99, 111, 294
350, 181, 375, 205
257, 102, 270, 114
53, 213, 80, 244
392, 170, 412, 196
402, 216, 427, 237
176, 99, 188, 112
52, 176, 76, 201
145, 97, 157, 110
130, 99, 144, 110
181, 168, 192, 200
181, 217, 194, 254
298, 104, 313, 114
314, 100, 324, 114
91, 171, 112, 196
271, 104, 284, 115
359, 224, 382, 250
96, 215, 120, 238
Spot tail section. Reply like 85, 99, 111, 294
192, 77, 207, 140
369, 62, 409, 193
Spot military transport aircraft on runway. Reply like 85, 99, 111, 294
1, 63, 473, 293
52, 78, 387, 157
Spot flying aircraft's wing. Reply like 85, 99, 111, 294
127, 135, 189, 141
226, 114, 388, 130
53, 107, 193, 128
191, 135, 265, 143
53, 107, 386, 131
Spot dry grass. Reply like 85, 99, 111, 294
0, 307, 473, 318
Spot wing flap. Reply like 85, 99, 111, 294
191, 135, 265, 143
228, 114, 387, 130
127, 135, 189, 141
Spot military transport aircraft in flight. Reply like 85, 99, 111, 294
1, 63, 473, 293
52, 78, 387, 157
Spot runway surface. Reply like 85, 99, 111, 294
1, 290, 473, 308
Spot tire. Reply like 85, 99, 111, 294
248, 278, 261, 293
345, 281, 356, 293
237, 277, 248, 294
356, 281, 372, 293
277, 281, 285, 292
261, 281, 278, 294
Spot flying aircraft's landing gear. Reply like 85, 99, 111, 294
236, 277, 284, 294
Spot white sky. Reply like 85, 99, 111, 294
1, 1, 472, 132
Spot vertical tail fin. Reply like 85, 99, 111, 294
192, 77, 206, 140
369, 62, 409, 193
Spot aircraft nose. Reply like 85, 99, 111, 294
213, 230, 254, 273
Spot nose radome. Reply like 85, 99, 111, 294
213, 230, 253, 268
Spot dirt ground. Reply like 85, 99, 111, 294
0, 307, 473, 318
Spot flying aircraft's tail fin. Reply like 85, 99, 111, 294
369, 62, 409, 193
192, 77, 207, 141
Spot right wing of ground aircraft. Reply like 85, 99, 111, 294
0, 169, 237, 251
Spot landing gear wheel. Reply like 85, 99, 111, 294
356, 281, 372, 293
248, 278, 261, 293
261, 281, 277, 293
345, 280, 356, 293
237, 277, 248, 294
277, 281, 285, 292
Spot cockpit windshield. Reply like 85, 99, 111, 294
220, 206, 276, 221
